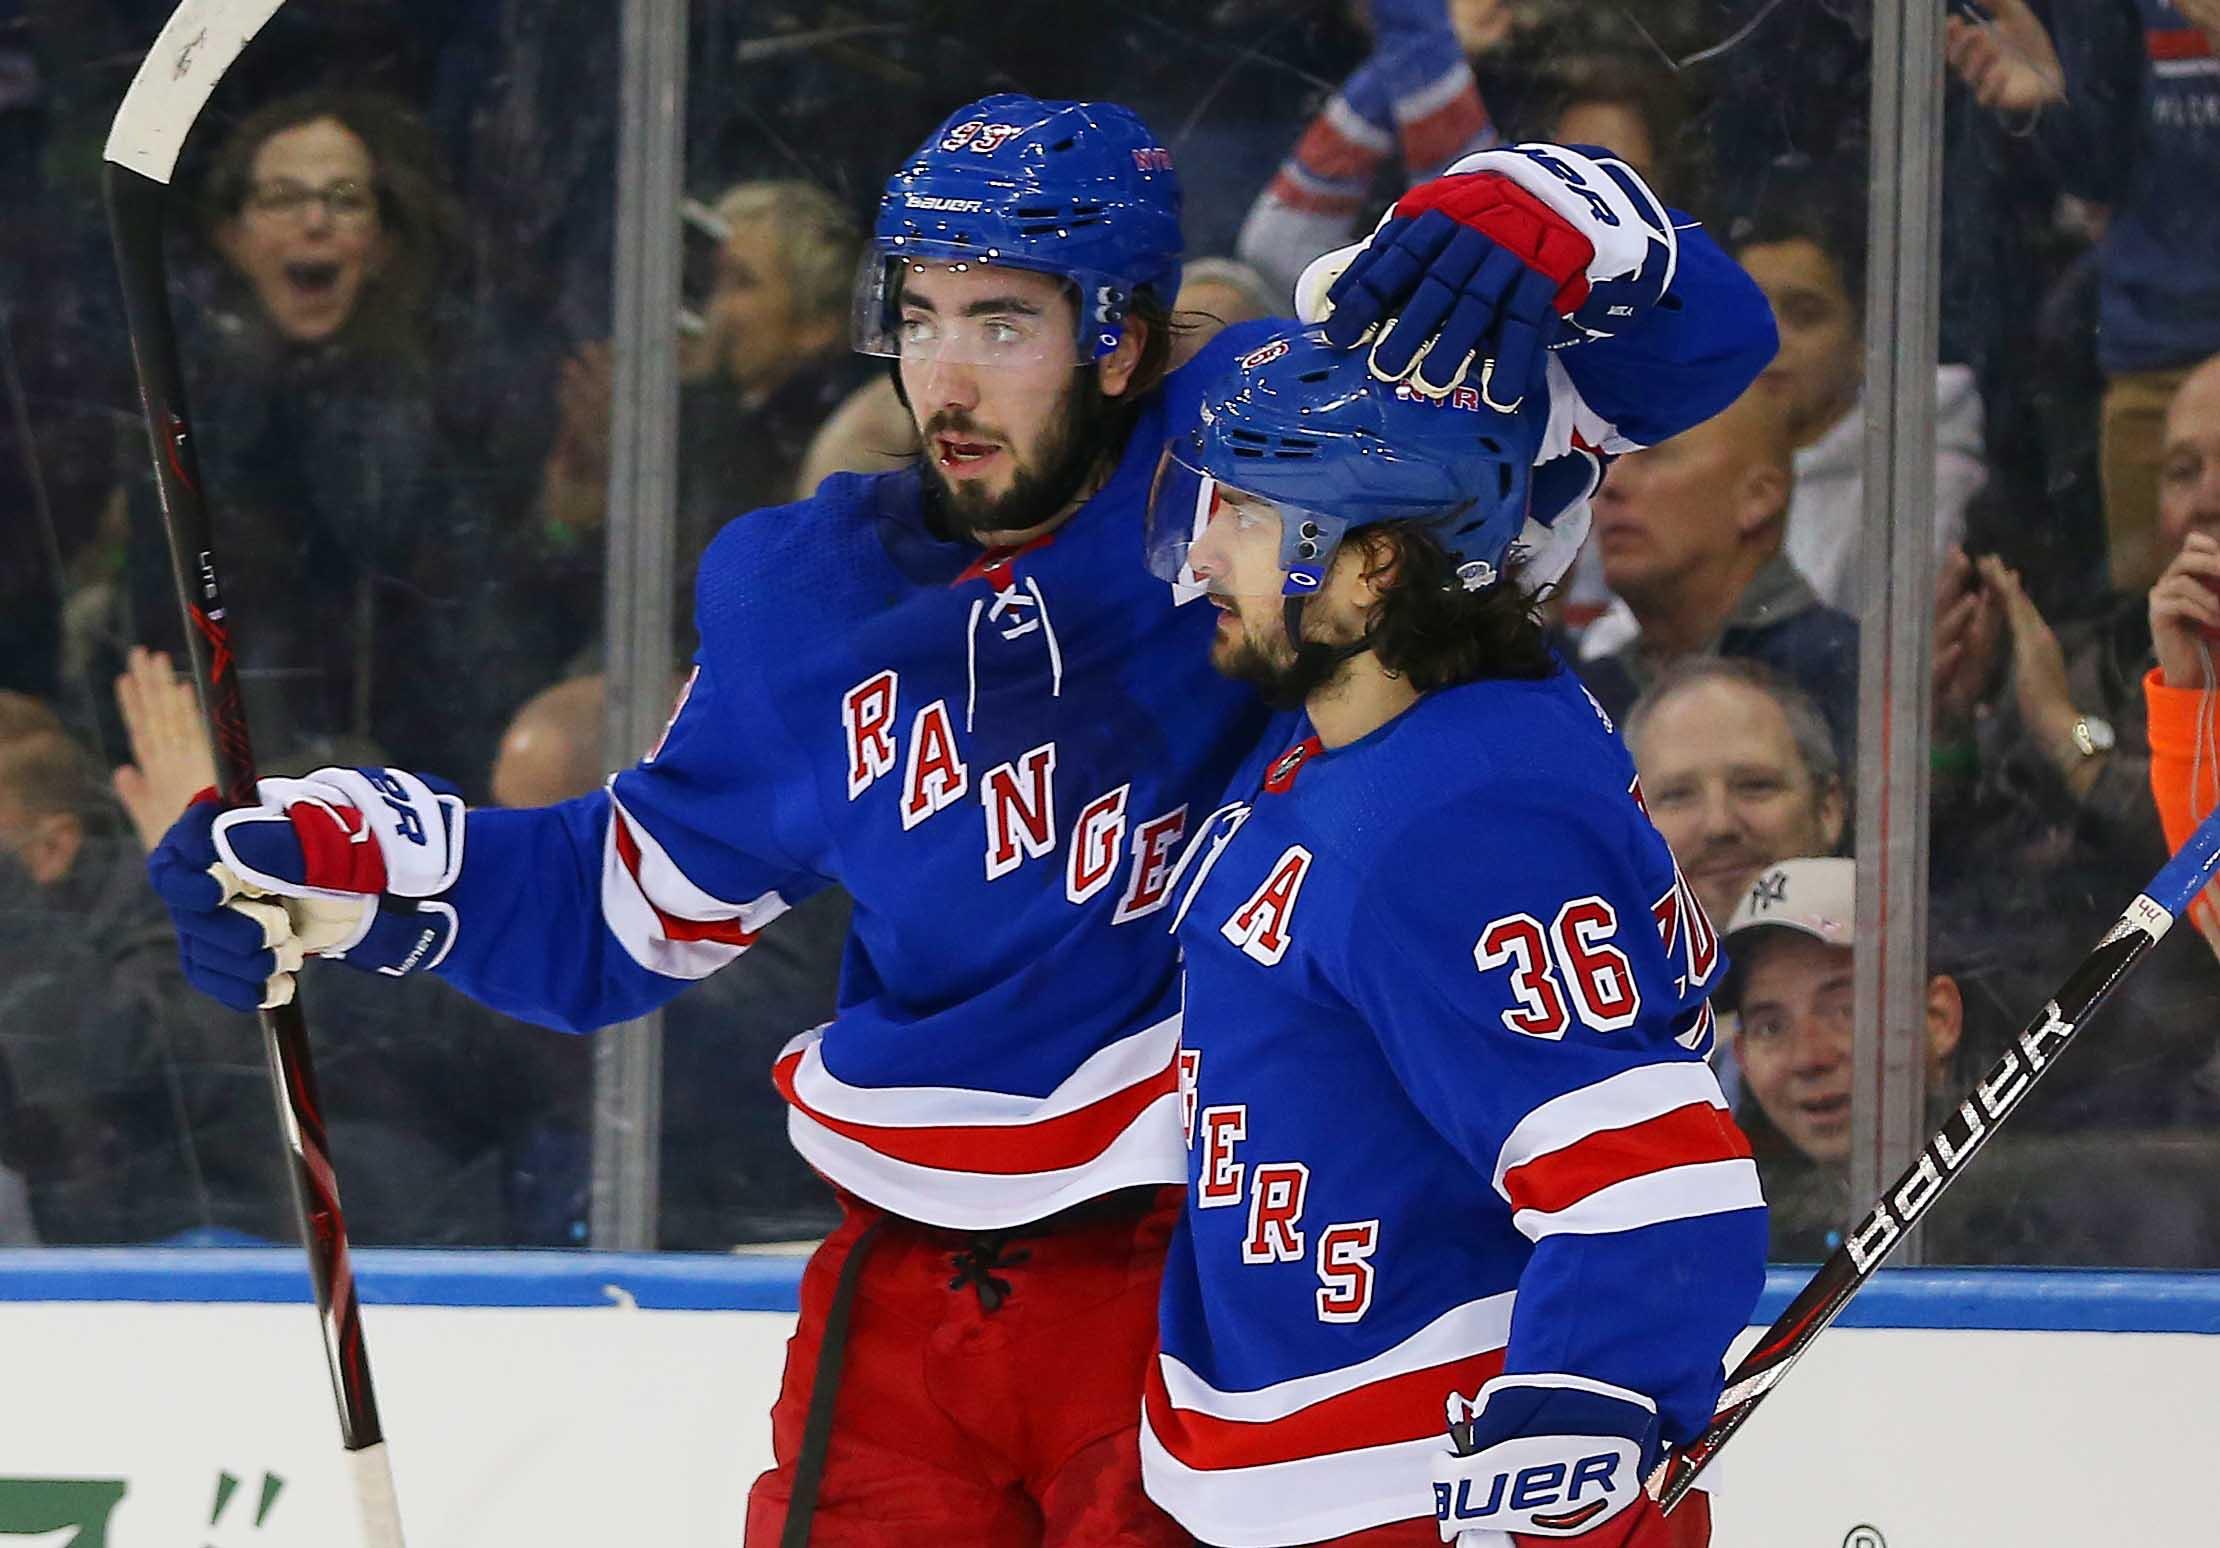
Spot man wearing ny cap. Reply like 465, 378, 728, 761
1717, 858, 1964, 1258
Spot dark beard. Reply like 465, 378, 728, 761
921, 372, 1122, 540
1213, 608, 1356, 711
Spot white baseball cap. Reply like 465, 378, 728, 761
1718, 857, 1854, 1008
1723, 857, 1855, 948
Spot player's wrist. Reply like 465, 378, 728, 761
1435, 1372, 1661, 1540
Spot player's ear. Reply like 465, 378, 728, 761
1352, 528, 1404, 602
1096, 315, 1148, 399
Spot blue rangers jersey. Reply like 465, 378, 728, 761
412, 229, 1773, 1232
1141, 671, 1768, 1546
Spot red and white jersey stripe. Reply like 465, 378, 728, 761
600, 787, 791, 980
1491, 1062, 1760, 1240
1140, 1293, 1515, 1547
772, 1012, 1188, 1228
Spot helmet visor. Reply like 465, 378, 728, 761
1143, 446, 1352, 601
852, 253, 1119, 367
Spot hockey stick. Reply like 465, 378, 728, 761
1653, 804, 2220, 1512
103, 4, 405, 1543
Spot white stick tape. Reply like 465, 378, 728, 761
346, 1442, 407, 1548
103, 0, 291, 184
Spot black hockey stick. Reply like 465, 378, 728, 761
104, 3, 404, 1542
1653, 805, 2220, 1512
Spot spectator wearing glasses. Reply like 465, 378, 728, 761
117, 89, 558, 798
1716, 858, 1969, 1260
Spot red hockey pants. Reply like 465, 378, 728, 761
744, 1186, 1192, 1547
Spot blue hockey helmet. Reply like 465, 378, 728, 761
855, 94, 1184, 365
1146, 327, 1575, 600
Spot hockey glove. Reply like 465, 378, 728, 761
147, 767, 465, 1012
1434, 1375, 1704, 1546
1301, 143, 1679, 404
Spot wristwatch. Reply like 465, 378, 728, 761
2069, 714, 2117, 760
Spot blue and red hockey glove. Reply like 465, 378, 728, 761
147, 767, 466, 1012
1300, 142, 1680, 406
1434, 1375, 1710, 1546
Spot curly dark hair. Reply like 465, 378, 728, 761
1351, 521, 1556, 691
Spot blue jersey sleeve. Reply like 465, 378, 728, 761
1339, 791, 1766, 1462
1552, 213, 1778, 450
433, 523, 833, 1033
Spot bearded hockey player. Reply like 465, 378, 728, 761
144, 94, 1774, 1546
1138, 329, 1768, 1547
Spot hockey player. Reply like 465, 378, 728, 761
1138, 329, 1768, 1546
143, 98, 1775, 1546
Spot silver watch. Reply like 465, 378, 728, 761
2069, 714, 2116, 759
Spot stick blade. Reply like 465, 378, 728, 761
103, 0, 290, 184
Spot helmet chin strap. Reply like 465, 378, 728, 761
1265, 593, 1379, 710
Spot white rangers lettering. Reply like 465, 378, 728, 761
1178, 1047, 1202, 1147
1067, 783, 1130, 904
1243, 1161, 1310, 1264
1315, 1219, 1380, 1324
981, 742, 1058, 880
1114, 805, 1189, 923
842, 670, 898, 800
1198, 1105, 1247, 1208
900, 700, 968, 830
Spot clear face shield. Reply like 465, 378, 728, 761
1143, 445, 1354, 603
851, 253, 1129, 369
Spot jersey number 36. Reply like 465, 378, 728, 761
1471, 898, 1640, 1038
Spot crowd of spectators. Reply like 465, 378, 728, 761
2, 0, 2217, 1266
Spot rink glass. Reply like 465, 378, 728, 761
0, 1, 2208, 1267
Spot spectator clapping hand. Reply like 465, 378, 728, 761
1978, 554, 2102, 788
112, 647, 217, 854
1945, 0, 2067, 116
2149, 531, 2220, 690
1933, 545, 2004, 733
